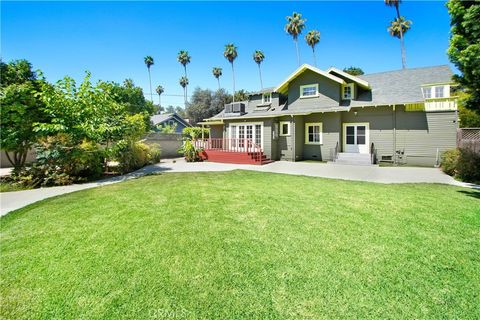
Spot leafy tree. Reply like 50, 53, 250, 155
165, 105, 176, 114
175, 106, 186, 118
179, 76, 189, 105
285, 12, 306, 66
186, 87, 233, 124
144, 56, 154, 102
212, 67, 223, 90
385, 0, 409, 69
253, 50, 265, 89
343, 66, 365, 76
224, 43, 238, 101
234, 89, 249, 102
305, 30, 320, 67
156, 85, 164, 109
447, 0, 480, 112
0, 59, 45, 169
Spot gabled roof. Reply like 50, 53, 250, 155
274, 64, 345, 94
326, 67, 370, 89
151, 112, 191, 127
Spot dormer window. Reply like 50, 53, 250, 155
262, 92, 272, 104
300, 84, 319, 98
342, 83, 354, 100
422, 85, 449, 99
434, 86, 444, 98
422, 87, 432, 99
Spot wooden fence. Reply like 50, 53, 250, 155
457, 128, 480, 154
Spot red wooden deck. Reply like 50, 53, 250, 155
196, 139, 273, 165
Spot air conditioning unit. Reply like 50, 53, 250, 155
224, 102, 245, 114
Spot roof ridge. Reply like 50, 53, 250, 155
362, 65, 450, 77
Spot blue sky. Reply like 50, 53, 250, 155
2, 1, 453, 108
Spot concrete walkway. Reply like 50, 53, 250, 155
1, 159, 475, 216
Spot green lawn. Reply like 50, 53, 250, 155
1, 171, 479, 319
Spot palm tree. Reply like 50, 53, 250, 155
179, 76, 189, 105
253, 50, 265, 89
155, 85, 164, 110
144, 56, 154, 102
385, 0, 408, 69
305, 30, 320, 67
177, 50, 191, 99
285, 12, 306, 66
224, 43, 238, 102
212, 67, 222, 90
388, 17, 412, 48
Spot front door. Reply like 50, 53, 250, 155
229, 124, 263, 151
343, 123, 369, 154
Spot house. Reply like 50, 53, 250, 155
151, 112, 191, 133
199, 64, 458, 166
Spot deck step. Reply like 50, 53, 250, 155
329, 152, 375, 166
201, 150, 272, 165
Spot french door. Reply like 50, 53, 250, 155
343, 123, 369, 154
229, 124, 263, 151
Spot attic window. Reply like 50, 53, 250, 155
421, 85, 449, 99
342, 83, 354, 100
300, 84, 318, 98
262, 93, 272, 104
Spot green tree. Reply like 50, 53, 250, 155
224, 43, 238, 102
305, 30, 320, 67
212, 67, 223, 90
253, 50, 265, 89
156, 85, 164, 109
447, 0, 480, 112
285, 12, 306, 66
0, 59, 45, 169
385, 0, 408, 69
185, 87, 233, 124
179, 76, 189, 105
343, 66, 365, 76
234, 89, 249, 102
144, 56, 154, 102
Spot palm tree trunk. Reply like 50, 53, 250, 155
312, 47, 317, 67
148, 68, 153, 102
184, 65, 188, 101
395, 5, 407, 69
217, 78, 220, 91
258, 64, 263, 90
231, 62, 236, 102
294, 38, 300, 66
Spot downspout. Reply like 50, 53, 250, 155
393, 105, 397, 164
291, 115, 295, 162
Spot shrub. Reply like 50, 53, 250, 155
115, 141, 161, 174
178, 139, 203, 162
441, 149, 460, 176
182, 127, 209, 140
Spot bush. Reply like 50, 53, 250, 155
115, 141, 161, 174
441, 148, 480, 183
182, 127, 209, 140
178, 140, 203, 162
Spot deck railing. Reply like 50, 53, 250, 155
194, 138, 263, 162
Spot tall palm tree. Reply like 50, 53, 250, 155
179, 76, 189, 105
305, 30, 320, 67
212, 67, 223, 90
388, 17, 412, 49
155, 85, 164, 110
144, 56, 154, 102
385, 0, 408, 69
224, 43, 238, 102
177, 50, 191, 99
253, 50, 265, 89
285, 12, 306, 66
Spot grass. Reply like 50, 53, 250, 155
0, 181, 31, 193
1, 170, 479, 319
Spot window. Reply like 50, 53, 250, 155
342, 83, 354, 100
422, 87, 432, 99
305, 123, 323, 144
262, 93, 272, 104
300, 84, 319, 98
434, 86, 444, 98
279, 121, 290, 136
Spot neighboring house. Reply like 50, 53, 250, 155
151, 113, 191, 133
199, 64, 458, 166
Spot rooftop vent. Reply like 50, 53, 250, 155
224, 102, 245, 114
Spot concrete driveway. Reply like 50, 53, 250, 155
1, 159, 474, 216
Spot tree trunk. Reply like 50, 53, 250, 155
395, 5, 407, 69
217, 78, 221, 91
295, 38, 300, 66
258, 64, 263, 90
312, 47, 317, 67
231, 62, 236, 102
148, 68, 153, 102
184, 65, 188, 103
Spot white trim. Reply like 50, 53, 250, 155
326, 67, 370, 88
228, 122, 264, 149
275, 64, 345, 94
422, 84, 450, 100
300, 84, 319, 99
262, 92, 272, 104
305, 122, 323, 145
279, 121, 291, 136
342, 122, 370, 154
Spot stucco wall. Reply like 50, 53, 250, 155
144, 133, 183, 158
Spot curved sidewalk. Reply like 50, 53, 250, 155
0, 159, 475, 216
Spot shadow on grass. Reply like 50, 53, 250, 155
457, 190, 480, 200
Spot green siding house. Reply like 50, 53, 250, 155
200, 64, 458, 166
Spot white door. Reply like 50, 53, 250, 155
229, 124, 262, 151
343, 123, 369, 154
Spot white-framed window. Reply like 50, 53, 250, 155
422, 87, 432, 99
300, 84, 319, 98
422, 85, 449, 99
262, 93, 272, 104
342, 83, 354, 100
305, 123, 323, 144
279, 121, 290, 136
434, 86, 444, 98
